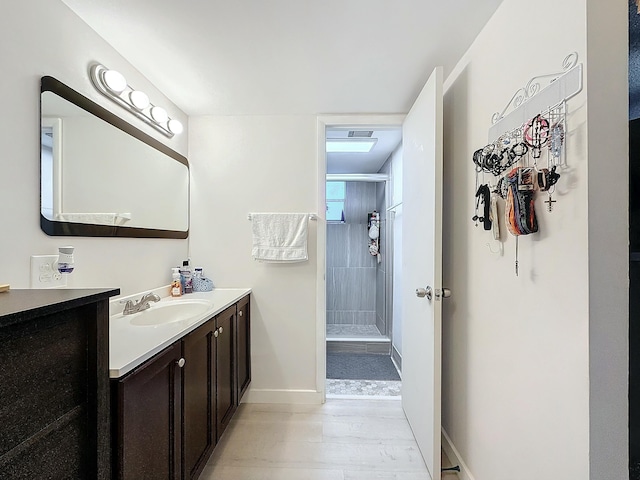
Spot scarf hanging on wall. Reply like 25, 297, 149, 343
505, 167, 538, 236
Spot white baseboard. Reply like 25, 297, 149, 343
442, 428, 475, 480
242, 388, 324, 404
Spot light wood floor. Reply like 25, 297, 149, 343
201, 398, 459, 480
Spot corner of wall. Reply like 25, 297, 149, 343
585, 0, 629, 478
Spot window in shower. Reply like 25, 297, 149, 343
326, 181, 346, 222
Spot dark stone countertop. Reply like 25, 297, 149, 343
0, 288, 120, 328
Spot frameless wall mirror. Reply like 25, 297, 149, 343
40, 76, 189, 238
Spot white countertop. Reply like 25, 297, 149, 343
109, 288, 251, 378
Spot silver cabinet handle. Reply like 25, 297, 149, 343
213, 329, 219, 338
176, 358, 186, 368
218, 326, 223, 334
238, 310, 243, 317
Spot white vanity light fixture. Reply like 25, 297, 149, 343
89, 63, 183, 138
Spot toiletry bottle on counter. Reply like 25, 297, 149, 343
170, 268, 182, 297
180, 260, 193, 294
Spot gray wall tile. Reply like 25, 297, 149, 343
334, 311, 355, 325
344, 182, 377, 224
333, 267, 377, 311
375, 267, 386, 332
349, 225, 377, 268
352, 311, 376, 325
327, 224, 349, 267
326, 268, 335, 311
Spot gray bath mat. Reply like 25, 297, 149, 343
326, 353, 400, 381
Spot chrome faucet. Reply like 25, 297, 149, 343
122, 292, 161, 315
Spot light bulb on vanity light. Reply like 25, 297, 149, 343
150, 106, 168, 123
102, 69, 127, 93
168, 119, 184, 135
129, 90, 150, 110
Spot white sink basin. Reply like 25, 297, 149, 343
127, 299, 213, 326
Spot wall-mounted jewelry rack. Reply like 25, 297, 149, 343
488, 52, 583, 143
472, 52, 584, 276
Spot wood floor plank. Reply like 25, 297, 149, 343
205, 398, 433, 477
200, 465, 345, 480
343, 471, 432, 480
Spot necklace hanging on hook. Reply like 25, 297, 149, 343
545, 194, 556, 212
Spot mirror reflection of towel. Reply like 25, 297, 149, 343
251, 213, 308, 263
56, 212, 131, 226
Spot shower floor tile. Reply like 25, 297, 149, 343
326, 379, 401, 397
326, 324, 383, 338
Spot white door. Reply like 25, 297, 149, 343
401, 66, 444, 480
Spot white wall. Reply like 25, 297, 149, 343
189, 115, 321, 403
441, 0, 627, 479
1, 1, 189, 295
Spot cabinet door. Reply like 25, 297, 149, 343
236, 295, 251, 403
114, 342, 182, 480
215, 305, 236, 441
182, 318, 215, 480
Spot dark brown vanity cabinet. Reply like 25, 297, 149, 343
215, 304, 237, 441
113, 341, 183, 480
182, 319, 215, 480
113, 294, 251, 480
0, 288, 118, 480
236, 295, 251, 402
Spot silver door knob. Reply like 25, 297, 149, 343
239, 310, 243, 317
218, 326, 223, 334
176, 358, 186, 368
416, 286, 433, 300
213, 329, 219, 338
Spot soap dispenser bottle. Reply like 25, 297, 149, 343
170, 268, 182, 297
180, 260, 193, 294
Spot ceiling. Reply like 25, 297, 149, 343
60, 0, 503, 117
326, 127, 401, 174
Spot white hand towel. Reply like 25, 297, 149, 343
57, 212, 118, 225
251, 213, 309, 263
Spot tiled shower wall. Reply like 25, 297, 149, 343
326, 182, 378, 325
